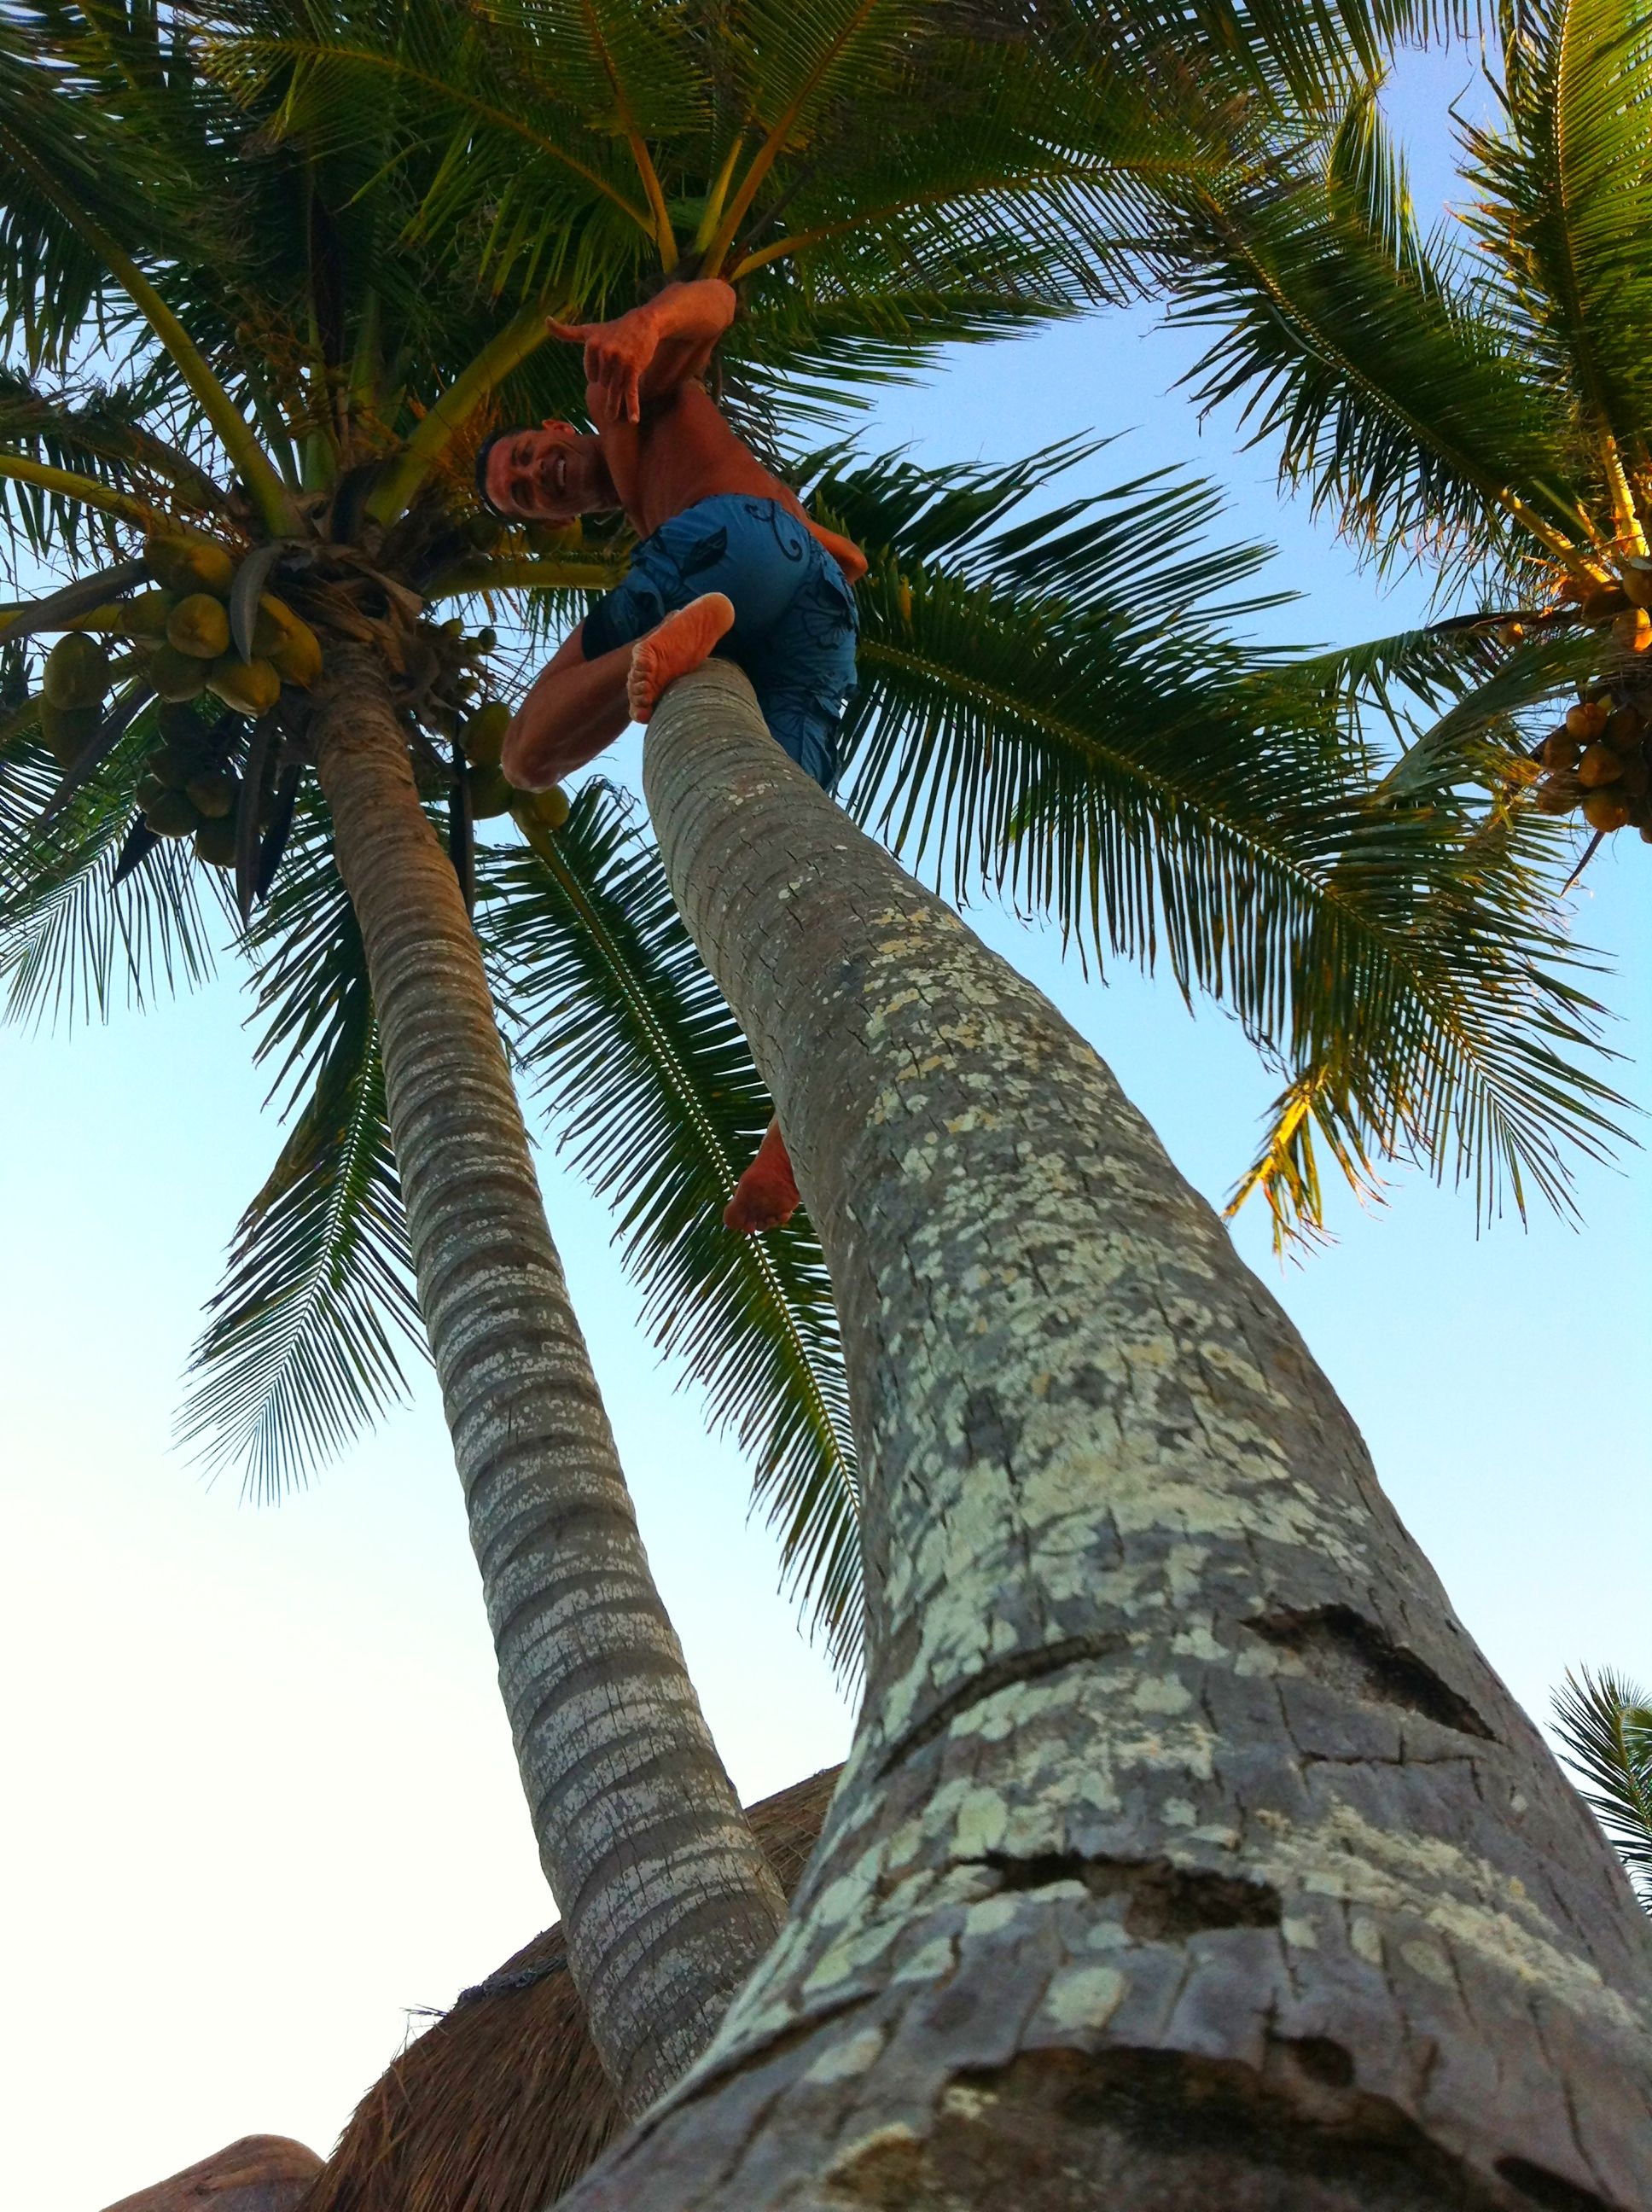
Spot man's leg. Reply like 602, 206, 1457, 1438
724, 1116, 800, 1235
500, 597, 733, 789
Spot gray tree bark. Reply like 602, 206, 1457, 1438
561, 658, 1652, 2208
312, 644, 786, 2117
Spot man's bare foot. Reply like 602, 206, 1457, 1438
628, 593, 735, 723
724, 1119, 800, 1235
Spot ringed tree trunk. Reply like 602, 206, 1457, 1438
311, 643, 787, 2118
562, 659, 1652, 2209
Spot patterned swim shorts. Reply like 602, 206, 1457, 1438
579, 493, 860, 791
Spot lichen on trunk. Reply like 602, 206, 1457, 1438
311, 643, 786, 2118
557, 660, 1652, 2209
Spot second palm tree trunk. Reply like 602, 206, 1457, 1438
561, 660, 1652, 2209
313, 643, 787, 2117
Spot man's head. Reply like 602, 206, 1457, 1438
475, 422, 617, 522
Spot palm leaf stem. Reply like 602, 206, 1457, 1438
701, 0, 882, 276
0, 448, 154, 527
0, 129, 294, 538
366, 303, 564, 527
694, 134, 746, 256
428, 555, 620, 597
579, 0, 677, 268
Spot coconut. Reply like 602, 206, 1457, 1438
194, 816, 238, 868
462, 701, 511, 769
39, 698, 101, 765
1581, 788, 1632, 833
167, 593, 232, 661
468, 764, 514, 819
207, 655, 281, 717
143, 786, 203, 837
44, 631, 111, 709
521, 784, 571, 830
148, 643, 208, 702
1565, 700, 1610, 741
253, 594, 323, 689
1540, 730, 1581, 770
146, 529, 236, 597
1613, 608, 1652, 653
186, 769, 238, 819
1578, 743, 1622, 788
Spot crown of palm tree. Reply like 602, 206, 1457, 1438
0, 0, 1620, 1671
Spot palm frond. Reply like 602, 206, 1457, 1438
1553, 1667, 1652, 1905
479, 785, 863, 1673
814, 442, 1626, 1243
177, 806, 424, 1500
1461, 1, 1652, 512
1168, 88, 1585, 586
0, 696, 218, 1027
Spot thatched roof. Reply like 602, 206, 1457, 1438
298, 1765, 840, 2212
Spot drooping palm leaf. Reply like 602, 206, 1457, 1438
814, 441, 1625, 1243
479, 784, 863, 1670
0, 695, 219, 1027
1553, 1667, 1652, 1906
177, 807, 424, 1499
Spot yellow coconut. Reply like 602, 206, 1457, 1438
167, 592, 232, 661
1612, 607, 1652, 654
1621, 558, 1652, 609
1578, 743, 1622, 788
117, 590, 176, 638
44, 631, 110, 709
468, 764, 514, 819
146, 529, 236, 597
1540, 730, 1581, 769
1565, 699, 1610, 742
207, 654, 281, 718
1582, 788, 1632, 833
253, 594, 323, 689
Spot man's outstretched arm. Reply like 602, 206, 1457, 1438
547, 279, 736, 426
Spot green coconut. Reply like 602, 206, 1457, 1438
186, 769, 237, 820
143, 786, 203, 837
44, 632, 111, 710
148, 643, 208, 702
39, 698, 101, 765
462, 701, 511, 769
194, 816, 238, 868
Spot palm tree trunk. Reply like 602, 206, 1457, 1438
311, 643, 786, 2118
564, 658, 1652, 2208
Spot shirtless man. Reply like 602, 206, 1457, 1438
478, 277, 864, 1234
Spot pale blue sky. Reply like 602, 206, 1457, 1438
3, 35, 1648, 2211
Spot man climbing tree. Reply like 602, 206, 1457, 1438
478, 276, 864, 1237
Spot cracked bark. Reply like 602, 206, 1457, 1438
559, 661, 1652, 2208
312, 645, 786, 2116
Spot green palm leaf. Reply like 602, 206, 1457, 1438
479, 785, 862, 1671
814, 442, 1625, 1243
1169, 87, 1585, 585
1553, 1668, 1652, 1905
177, 811, 424, 1500
0, 693, 218, 1027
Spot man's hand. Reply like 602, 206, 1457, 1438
548, 282, 736, 423
546, 310, 656, 426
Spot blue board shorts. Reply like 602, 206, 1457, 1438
580, 493, 859, 791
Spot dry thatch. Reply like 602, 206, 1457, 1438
298, 1765, 841, 2212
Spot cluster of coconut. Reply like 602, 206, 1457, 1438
1531, 693, 1652, 840
26, 523, 567, 879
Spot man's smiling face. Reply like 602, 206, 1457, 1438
484, 422, 615, 521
